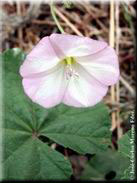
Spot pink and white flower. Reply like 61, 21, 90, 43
20, 33, 119, 108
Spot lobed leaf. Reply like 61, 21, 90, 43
1, 49, 72, 180
1, 48, 112, 180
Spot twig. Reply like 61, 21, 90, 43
32, 19, 66, 26
120, 75, 135, 97
115, 1, 123, 139
79, 4, 108, 33
16, 1, 23, 48
54, 7, 83, 36
109, 0, 117, 131
50, 2, 65, 34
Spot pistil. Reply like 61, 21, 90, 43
62, 57, 79, 80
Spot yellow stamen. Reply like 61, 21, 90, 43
62, 57, 76, 65
67, 57, 72, 65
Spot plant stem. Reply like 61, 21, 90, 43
50, 2, 65, 34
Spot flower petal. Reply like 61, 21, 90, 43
22, 65, 67, 108
77, 46, 119, 86
50, 33, 107, 57
63, 64, 108, 107
20, 37, 62, 78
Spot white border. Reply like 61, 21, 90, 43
0, 0, 135, 181
0, 61, 2, 180
0, 0, 3, 179
0, 0, 136, 3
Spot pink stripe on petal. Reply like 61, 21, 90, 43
50, 33, 107, 57
22, 66, 67, 108
20, 37, 62, 78
77, 46, 120, 86
63, 64, 108, 107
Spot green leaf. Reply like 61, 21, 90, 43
40, 102, 111, 154
118, 130, 135, 180
3, 137, 71, 180
1, 49, 72, 180
118, 130, 132, 158
81, 148, 130, 180
1, 48, 112, 180
81, 131, 132, 180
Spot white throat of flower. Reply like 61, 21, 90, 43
62, 57, 79, 80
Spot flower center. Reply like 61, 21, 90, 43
63, 57, 76, 65
62, 57, 79, 80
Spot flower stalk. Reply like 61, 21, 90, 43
50, 2, 65, 34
